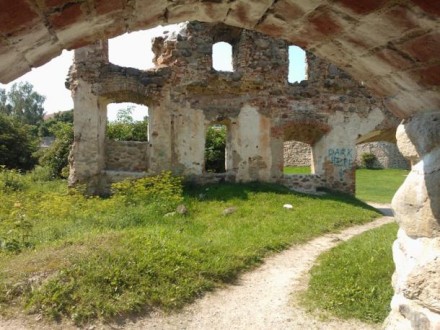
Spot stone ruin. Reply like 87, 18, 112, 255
67, 21, 398, 196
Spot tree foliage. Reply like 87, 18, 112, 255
38, 122, 74, 178
205, 125, 226, 173
39, 110, 73, 137
0, 114, 38, 170
106, 106, 148, 141
0, 82, 45, 126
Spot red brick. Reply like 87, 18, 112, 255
375, 48, 414, 70
335, 0, 387, 15
383, 5, 419, 32
308, 9, 342, 37
400, 33, 440, 62
412, 64, 440, 87
411, 0, 440, 16
95, 0, 125, 15
0, 0, 39, 34
49, 2, 84, 29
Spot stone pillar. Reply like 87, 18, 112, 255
147, 102, 172, 174
68, 41, 108, 194
232, 105, 281, 182
385, 111, 440, 329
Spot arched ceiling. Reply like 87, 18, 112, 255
0, 0, 439, 118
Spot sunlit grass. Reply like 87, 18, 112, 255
356, 168, 409, 203
283, 166, 311, 174
0, 170, 380, 324
301, 222, 397, 323
300, 168, 408, 323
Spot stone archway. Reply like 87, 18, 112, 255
1, 1, 439, 328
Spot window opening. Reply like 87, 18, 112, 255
106, 103, 149, 141
212, 42, 233, 72
288, 45, 307, 83
283, 140, 312, 174
205, 124, 228, 173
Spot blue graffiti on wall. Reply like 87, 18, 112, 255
328, 148, 354, 179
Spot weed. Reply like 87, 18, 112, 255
0, 169, 382, 324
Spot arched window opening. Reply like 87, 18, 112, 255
212, 42, 234, 72
205, 124, 228, 173
283, 140, 312, 174
288, 45, 307, 83
106, 103, 149, 142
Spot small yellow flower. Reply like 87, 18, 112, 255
14, 202, 22, 208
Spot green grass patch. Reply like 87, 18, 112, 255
356, 169, 409, 203
0, 170, 380, 325
301, 222, 397, 323
283, 166, 311, 174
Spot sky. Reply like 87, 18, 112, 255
0, 24, 306, 122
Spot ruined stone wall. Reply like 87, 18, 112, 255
284, 141, 409, 169
105, 140, 149, 172
69, 21, 399, 196
356, 142, 410, 169
283, 141, 311, 167
280, 174, 327, 194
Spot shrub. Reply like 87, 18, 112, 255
361, 153, 377, 169
0, 114, 38, 171
112, 172, 183, 212
0, 166, 26, 192
38, 122, 73, 178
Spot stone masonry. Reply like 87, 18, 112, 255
67, 21, 398, 196
284, 141, 410, 169
3, 2, 440, 328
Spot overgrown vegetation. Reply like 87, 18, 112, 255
37, 122, 73, 178
0, 169, 380, 325
106, 106, 148, 142
301, 222, 397, 323
205, 125, 227, 173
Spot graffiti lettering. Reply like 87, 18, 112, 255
328, 148, 354, 179
328, 148, 353, 168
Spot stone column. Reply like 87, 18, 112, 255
68, 41, 108, 194
385, 111, 440, 329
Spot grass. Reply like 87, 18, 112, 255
300, 168, 409, 324
284, 166, 311, 174
284, 166, 409, 204
0, 169, 381, 325
301, 222, 398, 323
356, 168, 409, 203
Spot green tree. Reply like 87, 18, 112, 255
38, 122, 74, 178
107, 106, 148, 141
39, 110, 73, 137
205, 125, 226, 173
0, 82, 46, 126
0, 114, 38, 170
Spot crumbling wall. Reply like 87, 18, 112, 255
356, 142, 409, 169
68, 21, 399, 195
285, 141, 409, 169
105, 140, 149, 172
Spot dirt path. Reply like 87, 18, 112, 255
0, 205, 394, 330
